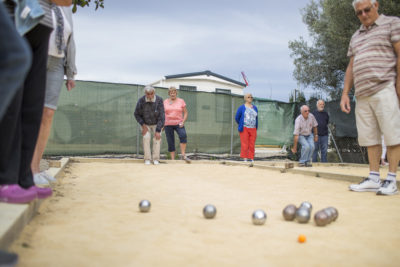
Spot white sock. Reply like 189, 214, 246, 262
386, 172, 397, 182
368, 171, 380, 183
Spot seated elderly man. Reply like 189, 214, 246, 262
291, 105, 318, 167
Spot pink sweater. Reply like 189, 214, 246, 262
163, 98, 186, 126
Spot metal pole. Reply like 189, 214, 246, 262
230, 96, 234, 156
328, 125, 343, 163
136, 86, 140, 157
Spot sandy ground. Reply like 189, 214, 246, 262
10, 161, 400, 267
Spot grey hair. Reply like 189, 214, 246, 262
300, 105, 309, 112
316, 99, 325, 106
352, 0, 376, 9
144, 85, 155, 93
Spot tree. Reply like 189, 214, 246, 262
72, 0, 104, 13
289, 0, 400, 100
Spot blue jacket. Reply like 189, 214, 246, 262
235, 104, 258, 132
12, 0, 45, 36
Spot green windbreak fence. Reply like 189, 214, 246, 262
45, 80, 295, 156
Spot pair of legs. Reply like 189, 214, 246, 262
143, 125, 161, 162
312, 135, 328, 162
0, 24, 53, 203
239, 127, 257, 160
164, 125, 187, 160
350, 84, 400, 195
298, 135, 315, 164
366, 145, 400, 174
31, 56, 64, 175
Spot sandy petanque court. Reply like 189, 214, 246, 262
9, 160, 400, 267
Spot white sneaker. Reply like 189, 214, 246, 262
153, 160, 159, 165
349, 177, 381, 192
377, 180, 398, 195
144, 160, 151, 165
33, 173, 49, 186
40, 171, 56, 183
243, 159, 248, 162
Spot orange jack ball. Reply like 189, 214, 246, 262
298, 234, 306, 243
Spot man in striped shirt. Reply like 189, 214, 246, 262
340, 0, 400, 195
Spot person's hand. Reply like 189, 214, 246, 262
291, 147, 297, 154
179, 122, 184, 128
314, 135, 318, 142
66, 79, 75, 91
340, 94, 351, 114
155, 132, 161, 140
141, 125, 148, 136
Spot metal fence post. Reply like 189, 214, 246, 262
136, 86, 140, 157
230, 96, 234, 156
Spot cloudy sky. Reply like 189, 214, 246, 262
72, 0, 313, 102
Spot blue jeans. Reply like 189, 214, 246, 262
164, 125, 187, 152
0, 2, 32, 120
298, 135, 315, 164
313, 135, 328, 162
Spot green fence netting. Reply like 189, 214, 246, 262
45, 81, 296, 156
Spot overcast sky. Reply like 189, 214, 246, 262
72, 0, 312, 102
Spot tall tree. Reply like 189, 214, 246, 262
289, 0, 400, 100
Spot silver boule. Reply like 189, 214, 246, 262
323, 207, 334, 223
326, 207, 338, 221
203, 204, 217, 219
314, 210, 329, 226
139, 200, 151, 212
300, 201, 312, 212
252, 209, 267, 225
295, 207, 311, 223
282, 204, 297, 221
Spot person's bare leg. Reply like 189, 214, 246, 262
31, 107, 55, 174
387, 144, 400, 174
367, 145, 381, 173
170, 151, 175, 160
180, 143, 186, 157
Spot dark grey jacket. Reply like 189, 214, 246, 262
134, 95, 165, 132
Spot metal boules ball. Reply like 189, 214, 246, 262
295, 207, 311, 223
203, 204, 217, 219
326, 207, 338, 221
139, 200, 151, 212
300, 201, 312, 212
323, 207, 334, 223
252, 209, 267, 225
314, 210, 329, 226
282, 204, 297, 221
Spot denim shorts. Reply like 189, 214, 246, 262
44, 55, 64, 110
164, 125, 187, 152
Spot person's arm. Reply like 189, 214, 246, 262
156, 97, 165, 133
64, 8, 77, 87
340, 56, 354, 114
181, 106, 188, 127
394, 41, 400, 103
291, 135, 299, 153
313, 127, 318, 142
235, 105, 242, 124
50, 0, 72, 6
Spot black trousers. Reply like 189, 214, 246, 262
0, 24, 52, 188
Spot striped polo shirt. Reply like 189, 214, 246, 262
347, 15, 400, 97
38, 0, 53, 28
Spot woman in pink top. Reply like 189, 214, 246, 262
163, 87, 190, 162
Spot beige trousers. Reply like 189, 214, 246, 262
143, 125, 161, 161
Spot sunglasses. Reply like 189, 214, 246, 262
355, 5, 373, 16
303, 110, 310, 113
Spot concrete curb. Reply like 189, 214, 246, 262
0, 157, 70, 250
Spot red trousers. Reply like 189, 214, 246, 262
239, 127, 257, 159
